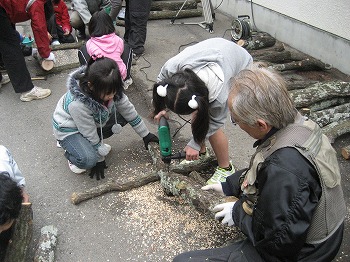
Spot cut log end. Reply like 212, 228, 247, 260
41, 60, 54, 71
341, 145, 350, 160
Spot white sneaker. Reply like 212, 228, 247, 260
20, 86, 51, 102
68, 161, 86, 174
124, 78, 133, 90
51, 40, 60, 46
0, 74, 10, 88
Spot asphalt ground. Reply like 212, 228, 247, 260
1, 7, 349, 262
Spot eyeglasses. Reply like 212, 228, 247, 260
230, 115, 237, 126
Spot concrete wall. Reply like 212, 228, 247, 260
210, 0, 350, 75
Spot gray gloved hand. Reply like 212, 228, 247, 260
201, 183, 225, 196
213, 202, 236, 226
143, 132, 159, 150
44, 52, 56, 63
89, 160, 107, 180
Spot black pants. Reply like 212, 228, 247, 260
124, 0, 151, 55
46, 15, 75, 44
173, 239, 264, 262
78, 43, 133, 80
0, 8, 33, 93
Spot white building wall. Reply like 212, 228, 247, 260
210, 0, 350, 75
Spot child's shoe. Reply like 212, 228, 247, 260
206, 162, 235, 185
0, 74, 10, 88
124, 78, 133, 90
51, 40, 60, 46
68, 161, 86, 174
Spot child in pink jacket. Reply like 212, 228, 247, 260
80, 10, 133, 89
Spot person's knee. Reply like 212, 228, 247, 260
75, 152, 98, 169
70, 11, 84, 29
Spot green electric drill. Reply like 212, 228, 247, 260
158, 116, 186, 163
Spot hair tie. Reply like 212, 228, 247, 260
91, 53, 104, 61
188, 95, 198, 109
157, 84, 168, 97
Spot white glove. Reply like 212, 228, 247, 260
44, 52, 56, 63
98, 143, 111, 156
213, 202, 236, 226
201, 183, 224, 196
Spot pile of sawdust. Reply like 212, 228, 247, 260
102, 182, 242, 262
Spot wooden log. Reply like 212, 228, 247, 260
254, 50, 291, 64
4, 203, 33, 262
285, 79, 318, 90
308, 97, 350, 112
151, 0, 198, 11
271, 58, 332, 72
321, 119, 350, 143
309, 103, 350, 127
247, 41, 285, 56
50, 41, 85, 51
158, 170, 238, 216
150, 9, 202, 20
341, 145, 350, 160
71, 171, 160, 205
289, 81, 350, 108
238, 32, 276, 50
33, 225, 58, 262
170, 151, 217, 175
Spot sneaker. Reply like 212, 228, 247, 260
51, 40, 60, 46
20, 86, 51, 102
124, 78, 133, 89
0, 74, 10, 88
206, 162, 235, 185
68, 160, 86, 174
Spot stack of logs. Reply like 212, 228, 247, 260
238, 32, 350, 159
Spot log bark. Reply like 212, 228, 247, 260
321, 119, 350, 143
285, 79, 318, 90
341, 145, 350, 160
150, 9, 202, 20
254, 50, 291, 64
238, 32, 276, 50
247, 41, 285, 56
151, 0, 197, 11
309, 103, 350, 127
271, 58, 332, 71
4, 203, 33, 262
158, 170, 238, 216
33, 225, 58, 262
308, 97, 350, 112
289, 81, 350, 108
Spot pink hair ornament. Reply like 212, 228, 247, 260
91, 53, 104, 60
188, 95, 198, 109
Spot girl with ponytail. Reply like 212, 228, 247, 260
152, 38, 253, 184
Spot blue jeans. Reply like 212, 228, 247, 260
59, 133, 99, 169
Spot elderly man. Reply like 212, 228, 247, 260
173, 65, 346, 262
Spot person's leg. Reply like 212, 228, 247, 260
59, 133, 98, 169
0, 8, 33, 93
173, 240, 264, 262
124, 0, 151, 55
70, 11, 86, 39
78, 44, 90, 65
109, 0, 122, 22
56, 26, 75, 43
121, 41, 133, 79
46, 15, 59, 43
209, 128, 230, 168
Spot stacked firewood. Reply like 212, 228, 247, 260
238, 32, 350, 158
